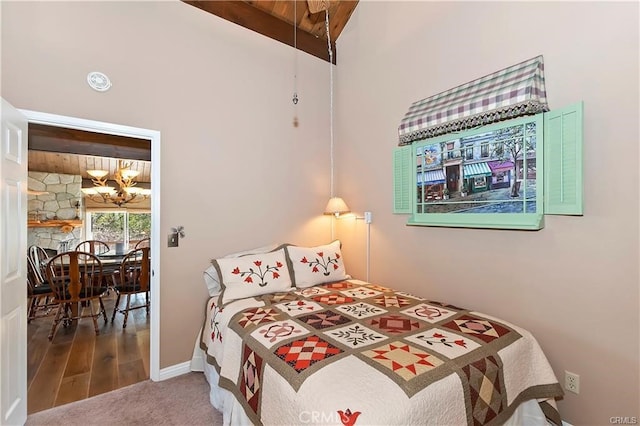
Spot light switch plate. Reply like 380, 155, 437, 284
168, 233, 179, 248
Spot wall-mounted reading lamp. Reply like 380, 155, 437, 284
323, 197, 351, 217
324, 197, 350, 241
324, 199, 373, 282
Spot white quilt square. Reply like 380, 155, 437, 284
335, 302, 387, 319
294, 287, 331, 297
401, 303, 458, 323
324, 323, 387, 349
405, 328, 480, 359
340, 287, 383, 299
251, 320, 310, 349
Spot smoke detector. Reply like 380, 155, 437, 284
87, 71, 112, 92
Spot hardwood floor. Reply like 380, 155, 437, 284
27, 291, 150, 414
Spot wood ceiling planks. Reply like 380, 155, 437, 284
28, 124, 152, 184
182, 0, 359, 64
28, 152, 152, 184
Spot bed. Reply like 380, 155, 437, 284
191, 242, 563, 425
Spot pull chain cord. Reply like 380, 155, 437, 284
292, 0, 299, 127
326, 8, 334, 198
325, 8, 336, 240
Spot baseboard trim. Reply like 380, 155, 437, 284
190, 350, 205, 372
157, 361, 191, 381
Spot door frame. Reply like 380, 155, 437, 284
20, 109, 161, 381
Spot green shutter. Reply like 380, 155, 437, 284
393, 145, 412, 213
544, 102, 584, 215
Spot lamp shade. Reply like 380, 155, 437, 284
120, 169, 140, 179
81, 188, 98, 195
324, 197, 351, 217
87, 169, 109, 179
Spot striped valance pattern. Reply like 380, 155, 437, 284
463, 162, 492, 178
398, 56, 549, 145
417, 169, 446, 184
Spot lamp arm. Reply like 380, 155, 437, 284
352, 211, 372, 282
91, 176, 108, 186
114, 171, 136, 189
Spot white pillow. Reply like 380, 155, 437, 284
285, 240, 348, 288
203, 243, 280, 296
203, 265, 221, 296
213, 247, 293, 306
223, 243, 280, 259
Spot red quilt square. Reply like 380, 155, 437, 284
275, 335, 343, 372
442, 314, 511, 343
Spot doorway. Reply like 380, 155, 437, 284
21, 109, 161, 413
445, 165, 459, 193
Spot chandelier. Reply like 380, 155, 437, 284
81, 160, 151, 207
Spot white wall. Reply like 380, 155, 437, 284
4, 1, 638, 423
335, 1, 639, 424
1, 0, 334, 367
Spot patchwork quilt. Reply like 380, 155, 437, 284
200, 279, 563, 426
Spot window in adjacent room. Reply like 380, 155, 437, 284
85, 210, 151, 250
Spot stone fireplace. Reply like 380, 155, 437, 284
28, 171, 84, 252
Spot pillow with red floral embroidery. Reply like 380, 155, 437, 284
285, 240, 348, 288
213, 247, 293, 306
203, 243, 280, 297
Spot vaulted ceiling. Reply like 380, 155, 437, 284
183, 0, 359, 63
29, 1, 359, 183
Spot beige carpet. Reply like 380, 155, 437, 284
26, 372, 224, 425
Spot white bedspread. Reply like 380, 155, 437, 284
194, 356, 556, 426
195, 280, 563, 425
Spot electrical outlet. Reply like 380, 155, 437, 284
564, 371, 580, 394
167, 233, 179, 248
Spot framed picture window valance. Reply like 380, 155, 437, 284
398, 55, 549, 145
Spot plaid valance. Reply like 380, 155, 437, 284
398, 56, 549, 145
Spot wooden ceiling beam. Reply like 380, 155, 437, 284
28, 123, 151, 161
183, 0, 337, 64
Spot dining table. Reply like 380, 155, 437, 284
44, 253, 123, 275
96, 250, 130, 274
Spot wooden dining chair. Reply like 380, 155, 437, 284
134, 238, 150, 249
75, 240, 110, 255
111, 247, 150, 328
45, 251, 109, 341
27, 257, 57, 322
28, 245, 50, 285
